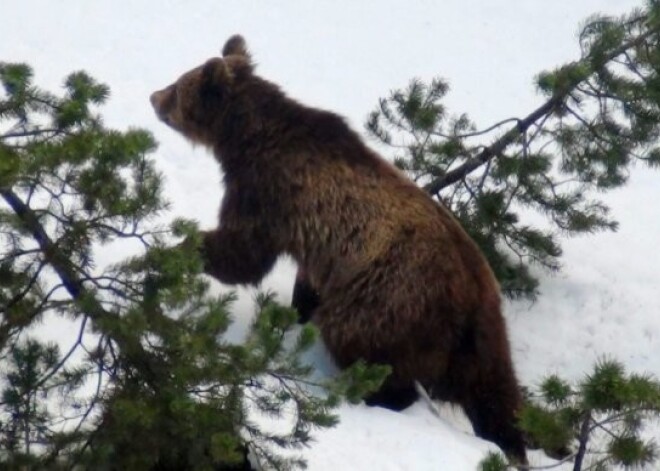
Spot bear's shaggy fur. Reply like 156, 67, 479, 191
151, 35, 527, 463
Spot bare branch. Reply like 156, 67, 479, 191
425, 95, 565, 194
34, 316, 89, 390
433, 116, 521, 140
1, 128, 65, 140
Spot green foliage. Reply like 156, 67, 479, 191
479, 360, 660, 470
540, 374, 573, 405
367, 3, 660, 298
517, 360, 660, 471
0, 64, 386, 470
478, 452, 509, 471
607, 435, 657, 468
519, 403, 577, 454
0, 340, 65, 465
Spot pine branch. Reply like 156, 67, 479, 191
425, 97, 562, 194
1, 188, 83, 298
424, 23, 659, 195
0, 187, 158, 385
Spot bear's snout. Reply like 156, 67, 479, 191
150, 89, 174, 126
150, 90, 165, 112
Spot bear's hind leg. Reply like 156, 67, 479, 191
458, 366, 528, 465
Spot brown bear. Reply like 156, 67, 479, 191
150, 35, 528, 464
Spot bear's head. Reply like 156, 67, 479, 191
150, 35, 254, 147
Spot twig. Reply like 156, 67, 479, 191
1, 259, 46, 313
414, 380, 444, 420
1, 128, 65, 140
34, 315, 89, 390
433, 117, 521, 140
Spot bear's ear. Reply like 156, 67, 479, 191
222, 35, 250, 59
200, 58, 229, 109
202, 58, 230, 86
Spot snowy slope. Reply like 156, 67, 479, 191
2, 1, 658, 469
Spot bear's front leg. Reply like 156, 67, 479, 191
291, 268, 321, 324
200, 228, 277, 285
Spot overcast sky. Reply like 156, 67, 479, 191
2, 1, 643, 127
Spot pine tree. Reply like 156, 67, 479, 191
479, 359, 660, 471
367, 1, 660, 298
0, 63, 386, 470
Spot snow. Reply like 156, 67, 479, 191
295, 402, 494, 470
509, 167, 660, 384
2, 1, 658, 469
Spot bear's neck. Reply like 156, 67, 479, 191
214, 79, 366, 174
